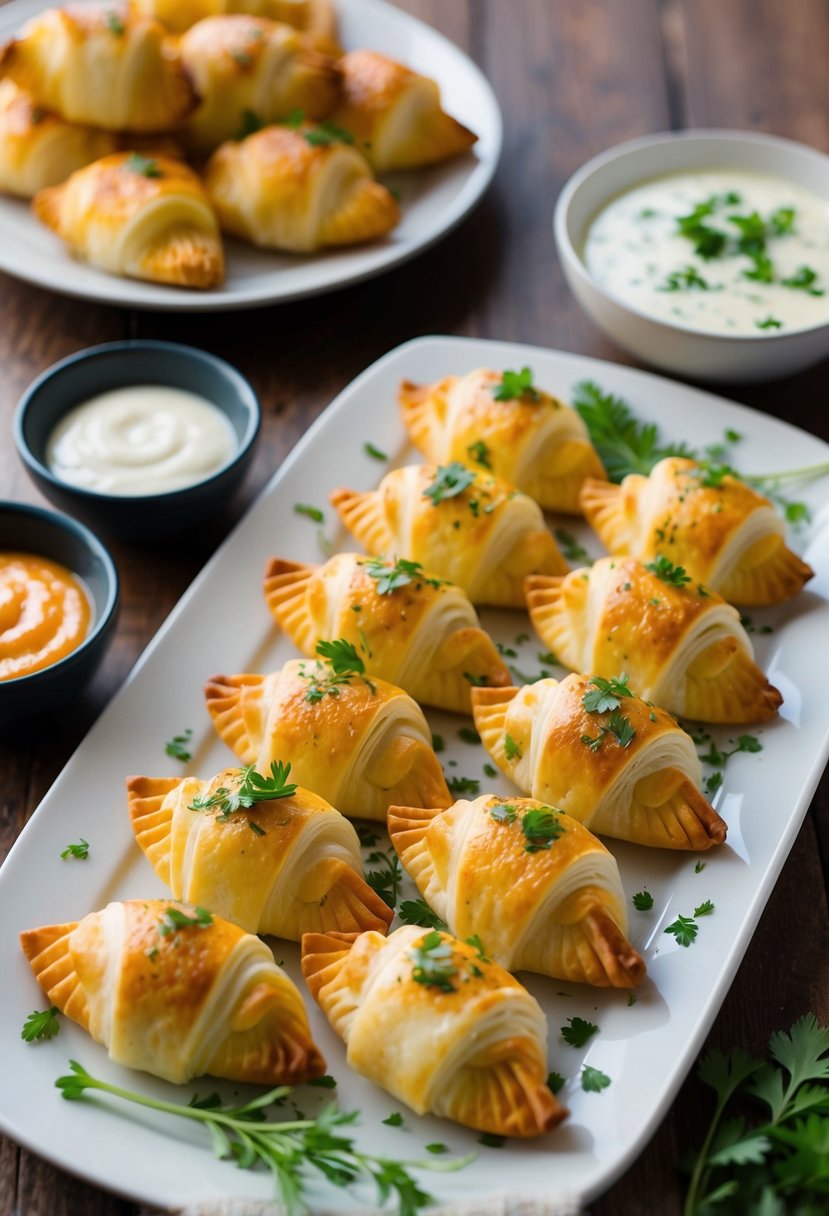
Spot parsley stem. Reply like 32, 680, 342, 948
683, 1088, 731, 1216
744, 459, 829, 487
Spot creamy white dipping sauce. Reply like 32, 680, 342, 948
46, 385, 237, 496
583, 169, 829, 336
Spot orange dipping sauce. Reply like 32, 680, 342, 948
0, 553, 92, 681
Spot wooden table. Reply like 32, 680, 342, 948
2, 2, 828, 1213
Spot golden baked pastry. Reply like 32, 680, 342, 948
388, 795, 645, 988
0, 80, 119, 198
0, 5, 196, 132
131, 0, 340, 52
33, 152, 224, 288
20, 898, 324, 1085
263, 552, 510, 713
179, 16, 341, 156
301, 926, 565, 1136
127, 765, 392, 938
526, 556, 782, 723
331, 464, 567, 608
205, 658, 451, 821
472, 674, 726, 850
580, 456, 813, 606
204, 123, 399, 253
400, 369, 606, 513
329, 50, 477, 172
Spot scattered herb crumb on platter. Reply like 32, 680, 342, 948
3, 338, 828, 1211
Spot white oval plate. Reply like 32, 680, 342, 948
1, 336, 828, 1211
0, 0, 501, 311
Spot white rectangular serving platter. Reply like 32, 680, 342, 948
1, 335, 828, 1212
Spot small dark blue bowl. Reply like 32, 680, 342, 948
14, 340, 261, 541
0, 502, 119, 727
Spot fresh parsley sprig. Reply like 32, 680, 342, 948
60, 838, 89, 860
561, 1017, 599, 1048
398, 899, 447, 931
22, 1006, 61, 1042
363, 557, 443, 596
582, 674, 634, 714
409, 931, 458, 993
646, 556, 692, 588
491, 367, 539, 402
165, 728, 193, 762
684, 1014, 829, 1216
189, 761, 298, 821
422, 463, 476, 505
55, 1061, 472, 1215
365, 847, 402, 910
158, 905, 213, 937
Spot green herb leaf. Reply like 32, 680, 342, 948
447, 776, 480, 796
22, 1006, 61, 1042
431, 734, 445, 754
423, 462, 477, 505
561, 1016, 599, 1048
316, 638, 364, 676
646, 556, 692, 587
695, 899, 715, 917
398, 899, 447, 931
572, 380, 693, 482
483, 763, 497, 778
504, 733, 522, 761
409, 931, 457, 993
363, 556, 443, 596
491, 367, 539, 402
659, 265, 712, 292
489, 802, 518, 824
458, 727, 481, 745
383, 1112, 404, 1126
304, 120, 355, 147
664, 914, 698, 947
294, 502, 324, 522
425, 1142, 446, 1154
60, 838, 89, 860
158, 905, 213, 937
582, 673, 634, 714
478, 1133, 505, 1148
781, 265, 824, 296
547, 1071, 566, 1095
106, 10, 125, 34
165, 728, 193, 762
554, 528, 591, 564
632, 889, 654, 911
123, 153, 162, 179
364, 441, 388, 461
466, 440, 492, 469
308, 1075, 337, 1089
521, 807, 565, 853
756, 316, 783, 331
365, 847, 402, 910
581, 1065, 612, 1093
237, 108, 262, 139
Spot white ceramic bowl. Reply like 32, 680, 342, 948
554, 129, 829, 383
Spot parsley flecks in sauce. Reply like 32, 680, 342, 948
584, 170, 829, 336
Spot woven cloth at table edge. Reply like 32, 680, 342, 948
144, 1196, 582, 1216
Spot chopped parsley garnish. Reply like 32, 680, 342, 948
743, 252, 774, 283
165, 728, 193, 762
237, 108, 263, 139
363, 556, 443, 595
189, 761, 297, 820
158, 905, 213, 937
363, 441, 388, 460
447, 775, 480, 796
423, 462, 476, 505
365, 847, 402, 909
284, 108, 304, 128
547, 1071, 566, 1095
304, 120, 355, 147
483, 763, 497, 778
561, 1016, 599, 1048
249, 820, 267, 836
676, 202, 727, 259
431, 734, 445, 754
466, 440, 492, 469
659, 265, 712, 292
491, 367, 539, 402
521, 807, 564, 852
308, 1075, 337, 1089
60, 838, 89, 860
581, 1066, 611, 1093
478, 1133, 505, 1148
771, 206, 796, 234
729, 210, 769, 255
22, 1006, 61, 1042
664, 914, 699, 948
695, 899, 715, 917
581, 674, 634, 714
458, 727, 481, 745
425, 1143, 447, 1154
409, 931, 457, 993
398, 899, 447, 931
572, 380, 693, 481
695, 860, 706, 874
756, 316, 783, 330
123, 153, 163, 179
231, 48, 252, 67
383, 1112, 404, 1126
489, 803, 518, 824
503, 733, 522, 761
357, 825, 379, 848
554, 528, 591, 564
646, 556, 692, 587
294, 502, 324, 522
581, 709, 636, 751
781, 265, 824, 295
632, 890, 654, 911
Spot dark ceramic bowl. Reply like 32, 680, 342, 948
0, 502, 119, 727
14, 340, 261, 541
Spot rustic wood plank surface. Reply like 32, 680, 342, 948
1, 2, 828, 1214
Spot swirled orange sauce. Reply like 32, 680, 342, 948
0, 553, 92, 681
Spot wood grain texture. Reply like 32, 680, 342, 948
0, 1, 827, 1214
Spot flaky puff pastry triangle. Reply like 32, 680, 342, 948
400, 371, 605, 514
526, 557, 782, 724
329, 50, 477, 173
20, 899, 324, 1086
0, 80, 119, 198
204, 124, 399, 253
205, 659, 450, 822
388, 796, 645, 989
331, 464, 567, 608
580, 457, 813, 606
472, 675, 726, 850
131, 0, 340, 53
0, 5, 196, 132
127, 767, 392, 939
302, 926, 565, 1136
33, 153, 224, 288
263, 552, 510, 713
179, 17, 340, 156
